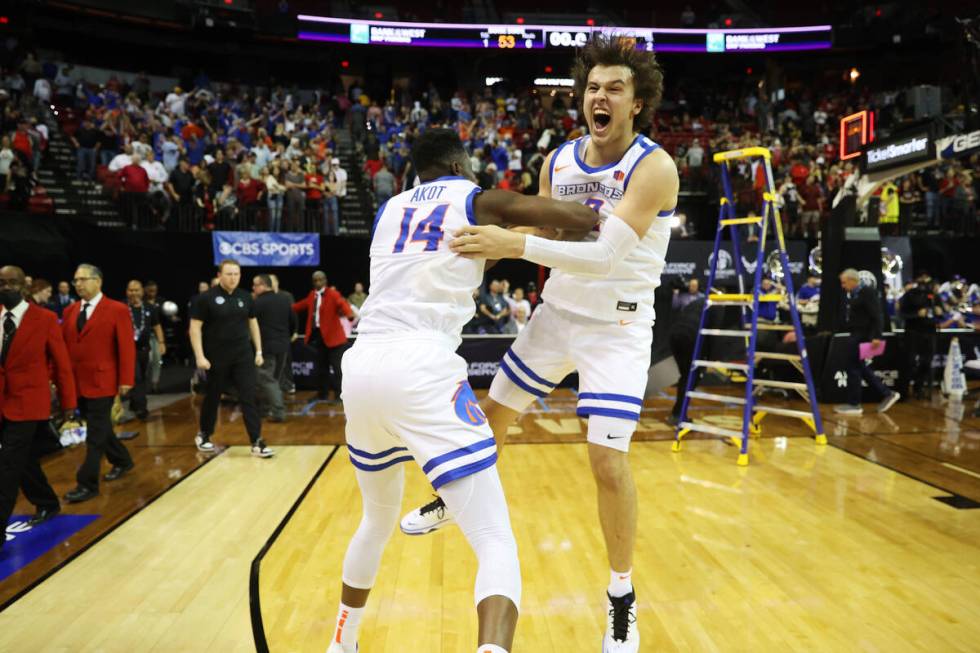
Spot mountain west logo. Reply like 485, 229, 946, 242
708, 249, 733, 272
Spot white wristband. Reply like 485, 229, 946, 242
522, 214, 640, 278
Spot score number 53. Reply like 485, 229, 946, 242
482, 35, 534, 48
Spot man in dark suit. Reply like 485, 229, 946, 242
252, 274, 296, 422
61, 264, 136, 503
292, 271, 353, 401
898, 272, 940, 400
52, 280, 74, 318
835, 268, 899, 416
270, 274, 296, 396
0, 266, 77, 554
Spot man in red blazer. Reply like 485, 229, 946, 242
0, 266, 77, 553
292, 270, 354, 401
61, 263, 136, 503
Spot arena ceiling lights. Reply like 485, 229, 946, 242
297, 15, 832, 53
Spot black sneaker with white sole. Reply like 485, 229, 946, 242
251, 439, 275, 458
195, 432, 215, 452
400, 495, 453, 535
603, 590, 639, 652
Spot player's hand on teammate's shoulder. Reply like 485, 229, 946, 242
450, 225, 525, 260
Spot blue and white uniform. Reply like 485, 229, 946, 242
342, 176, 497, 489
489, 135, 675, 450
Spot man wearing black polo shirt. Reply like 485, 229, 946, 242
189, 259, 274, 457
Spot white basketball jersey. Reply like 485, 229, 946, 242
357, 176, 484, 346
543, 134, 674, 323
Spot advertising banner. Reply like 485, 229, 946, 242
212, 231, 320, 267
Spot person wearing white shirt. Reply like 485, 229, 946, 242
0, 135, 14, 178
33, 120, 48, 143
331, 157, 347, 197
252, 142, 273, 169
131, 137, 152, 160
506, 287, 532, 332
507, 147, 523, 174
685, 139, 704, 168
332, 158, 349, 232
33, 77, 52, 104
264, 163, 287, 232
108, 146, 133, 173
285, 137, 303, 160
141, 152, 168, 192
321, 158, 341, 236
165, 87, 188, 116
141, 151, 171, 228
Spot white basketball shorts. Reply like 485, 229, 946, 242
488, 302, 652, 451
341, 333, 497, 490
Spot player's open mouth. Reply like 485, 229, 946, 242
593, 109, 611, 132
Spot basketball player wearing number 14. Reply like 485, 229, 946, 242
326, 129, 596, 653
401, 35, 678, 652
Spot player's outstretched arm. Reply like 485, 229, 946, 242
472, 189, 598, 233
472, 149, 595, 234
452, 150, 678, 276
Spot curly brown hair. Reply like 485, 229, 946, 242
571, 33, 665, 131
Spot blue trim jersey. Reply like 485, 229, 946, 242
342, 175, 497, 486
357, 176, 484, 346
543, 135, 674, 323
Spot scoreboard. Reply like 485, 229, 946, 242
297, 15, 832, 53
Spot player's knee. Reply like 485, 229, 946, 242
473, 531, 521, 608
359, 501, 400, 538
588, 445, 632, 492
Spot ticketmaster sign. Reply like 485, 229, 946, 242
862, 130, 933, 173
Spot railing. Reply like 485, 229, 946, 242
120, 195, 344, 234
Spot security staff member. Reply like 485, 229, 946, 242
189, 259, 273, 458
126, 279, 165, 420
0, 266, 76, 551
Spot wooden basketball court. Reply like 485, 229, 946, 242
1, 388, 979, 651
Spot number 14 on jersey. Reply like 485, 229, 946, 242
392, 203, 449, 253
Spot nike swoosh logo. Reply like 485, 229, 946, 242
606, 434, 626, 440
554, 165, 570, 173
619, 320, 634, 326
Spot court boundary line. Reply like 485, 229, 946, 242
0, 446, 224, 614
827, 437, 975, 502
250, 444, 340, 653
